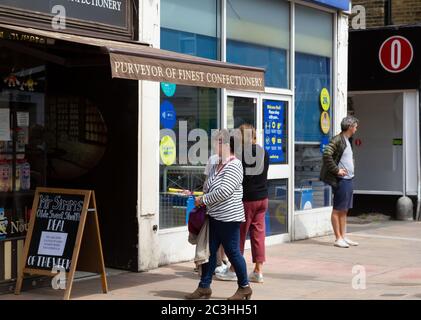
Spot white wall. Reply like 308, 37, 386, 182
404, 91, 419, 196
294, 209, 332, 240
335, 12, 349, 133
137, 0, 161, 271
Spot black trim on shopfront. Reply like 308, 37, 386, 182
0, 0, 138, 41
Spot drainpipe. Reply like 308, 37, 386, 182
417, 81, 421, 221
384, 0, 393, 26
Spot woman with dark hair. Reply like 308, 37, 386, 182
239, 124, 269, 282
216, 124, 269, 284
185, 129, 252, 300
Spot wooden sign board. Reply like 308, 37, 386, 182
14, 187, 108, 300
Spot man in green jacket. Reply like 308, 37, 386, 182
320, 116, 359, 248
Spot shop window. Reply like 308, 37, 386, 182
161, 0, 220, 60
294, 5, 333, 211
160, 1, 220, 229
226, 0, 290, 88
295, 53, 331, 142
0, 48, 47, 245
159, 85, 219, 229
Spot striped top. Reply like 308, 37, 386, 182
202, 158, 245, 222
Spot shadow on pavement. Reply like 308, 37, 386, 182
263, 273, 317, 281
291, 238, 334, 247
150, 290, 227, 300
9, 271, 182, 300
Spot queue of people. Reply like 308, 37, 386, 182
183, 116, 359, 300
185, 125, 269, 300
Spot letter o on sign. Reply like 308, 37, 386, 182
379, 36, 413, 73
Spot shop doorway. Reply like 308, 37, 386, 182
349, 91, 420, 214
225, 91, 292, 241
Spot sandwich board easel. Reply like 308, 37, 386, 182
14, 187, 108, 300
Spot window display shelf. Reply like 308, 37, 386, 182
0, 190, 35, 197
0, 152, 26, 154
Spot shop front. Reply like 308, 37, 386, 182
348, 25, 421, 218
0, 0, 270, 292
0, 0, 351, 290
0, 0, 141, 292
153, 0, 350, 267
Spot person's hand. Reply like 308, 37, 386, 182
181, 189, 192, 195
195, 196, 203, 207
338, 168, 348, 177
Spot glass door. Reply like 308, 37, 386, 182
225, 91, 292, 239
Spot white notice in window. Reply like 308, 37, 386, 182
38, 231, 68, 256
0, 109, 11, 141
17, 112, 29, 127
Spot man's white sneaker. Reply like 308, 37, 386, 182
334, 238, 350, 248
344, 237, 359, 246
214, 263, 229, 275
215, 269, 237, 281
249, 271, 264, 283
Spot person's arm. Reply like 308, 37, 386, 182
322, 139, 341, 176
201, 162, 243, 206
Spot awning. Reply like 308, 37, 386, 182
0, 24, 265, 92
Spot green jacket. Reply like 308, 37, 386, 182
319, 133, 347, 188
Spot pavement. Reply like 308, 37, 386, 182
2, 220, 421, 300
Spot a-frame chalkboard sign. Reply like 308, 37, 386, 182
14, 188, 108, 300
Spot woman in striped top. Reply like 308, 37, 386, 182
185, 130, 252, 300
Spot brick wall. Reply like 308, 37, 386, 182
350, 0, 421, 28
392, 0, 421, 25
351, 0, 386, 28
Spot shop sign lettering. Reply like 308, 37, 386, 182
110, 54, 265, 92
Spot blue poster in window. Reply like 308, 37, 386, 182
160, 100, 176, 129
263, 100, 285, 164
320, 135, 330, 154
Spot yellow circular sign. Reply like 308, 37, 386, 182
160, 135, 176, 166
320, 88, 330, 111
320, 112, 330, 134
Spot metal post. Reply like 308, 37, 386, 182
384, 0, 393, 26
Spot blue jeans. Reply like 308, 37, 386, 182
199, 217, 249, 289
